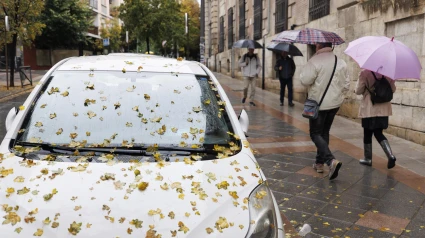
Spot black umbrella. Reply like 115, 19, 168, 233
266, 42, 303, 56
232, 39, 263, 49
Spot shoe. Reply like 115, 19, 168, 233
313, 163, 324, 173
280, 102, 283, 106
359, 143, 372, 166
249, 102, 256, 106
380, 140, 396, 169
242, 98, 246, 104
328, 159, 342, 180
289, 102, 294, 107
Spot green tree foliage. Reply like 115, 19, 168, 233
99, 7, 123, 52
1, 0, 45, 87
180, 0, 201, 60
119, 0, 184, 54
35, 0, 92, 49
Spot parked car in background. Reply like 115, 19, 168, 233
1, 55, 284, 237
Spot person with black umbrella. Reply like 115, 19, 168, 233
274, 51, 296, 107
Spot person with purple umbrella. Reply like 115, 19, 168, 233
355, 70, 397, 168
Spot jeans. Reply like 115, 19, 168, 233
279, 77, 293, 103
309, 107, 339, 166
243, 77, 256, 101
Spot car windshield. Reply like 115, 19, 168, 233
18, 71, 233, 148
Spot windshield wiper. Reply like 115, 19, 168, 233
14, 141, 147, 155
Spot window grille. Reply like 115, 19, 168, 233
309, 0, 330, 21
219, 16, 224, 53
228, 8, 234, 49
253, 0, 262, 40
239, 0, 245, 39
275, 0, 288, 34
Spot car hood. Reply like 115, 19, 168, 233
0, 151, 263, 237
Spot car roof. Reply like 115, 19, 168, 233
56, 55, 207, 75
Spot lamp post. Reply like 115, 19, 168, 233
5, 16, 9, 90
185, 13, 189, 59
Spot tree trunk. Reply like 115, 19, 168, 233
79, 42, 84, 56
9, 34, 18, 87
146, 34, 150, 53
173, 40, 177, 58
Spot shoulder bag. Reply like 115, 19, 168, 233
302, 55, 338, 120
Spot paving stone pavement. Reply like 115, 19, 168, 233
215, 72, 425, 238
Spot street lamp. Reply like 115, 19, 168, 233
5, 16, 9, 90
185, 13, 189, 59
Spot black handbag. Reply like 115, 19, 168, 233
302, 55, 337, 120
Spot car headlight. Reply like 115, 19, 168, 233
246, 183, 278, 238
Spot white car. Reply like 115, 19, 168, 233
1, 55, 284, 237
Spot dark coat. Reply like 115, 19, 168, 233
274, 56, 296, 79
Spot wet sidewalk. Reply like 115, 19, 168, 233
0, 70, 47, 102
215, 72, 425, 238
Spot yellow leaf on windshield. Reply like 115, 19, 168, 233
17, 187, 30, 195
61, 91, 69, 97
68, 221, 82, 235
87, 111, 96, 119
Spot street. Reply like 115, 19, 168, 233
0, 93, 30, 140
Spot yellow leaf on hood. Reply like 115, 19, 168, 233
19, 105, 25, 111
13, 176, 25, 183
178, 221, 189, 233
138, 182, 149, 191
33, 228, 43, 236
3, 212, 21, 225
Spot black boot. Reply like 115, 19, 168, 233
380, 140, 396, 169
359, 144, 372, 166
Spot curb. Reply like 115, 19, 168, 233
0, 86, 35, 103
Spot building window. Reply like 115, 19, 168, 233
275, 0, 288, 34
239, 0, 245, 39
228, 8, 234, 49
309, 0, 330, 21
253, 0, 262, 40
219, 16, 225, 53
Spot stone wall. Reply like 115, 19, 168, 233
203, 0, 425, 145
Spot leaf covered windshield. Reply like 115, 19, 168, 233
17, 71, 234, 149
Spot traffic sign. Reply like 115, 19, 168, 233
103, 38, 109, 47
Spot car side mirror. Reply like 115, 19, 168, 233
238, 109, 249, 134
5, 107, 18, 132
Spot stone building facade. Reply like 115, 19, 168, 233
203, 0, 425, 146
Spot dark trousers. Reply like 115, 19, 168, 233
309, 107, 339, 166
363, 128, 387, 144
279, 77, 293, 103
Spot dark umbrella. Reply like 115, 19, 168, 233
266, 42, 303, 56
232, 39, 263, 49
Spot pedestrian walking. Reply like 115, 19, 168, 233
355, 69, 397, 168
274, 51, 296, 107
300, 42, 350, 180
239, 48, 262, 106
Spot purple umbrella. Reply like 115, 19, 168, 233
344, 36, 422, 80
272, 28, 345, 45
